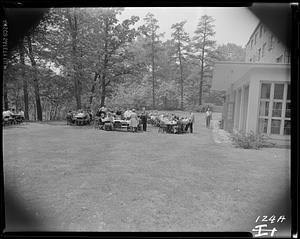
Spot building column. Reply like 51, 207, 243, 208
246, 79, 260, 133
238, 86, 245, 130
223, 94, 229, 130
233, 89, 239, 130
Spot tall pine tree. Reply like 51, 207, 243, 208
192, 15, 216, 106
139, 13, 164, 109
171, 21, 190, 110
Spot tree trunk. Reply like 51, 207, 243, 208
3, 80, 9, 110
100, 19, 109, 108
178, 45, 184, 110
100, 74, 106, 107
68, 9, 81, 110
199, 38, 206, 106
199, 58, 204, 106
32, 101, 37, 121
151, 41, 155, 109
26, 35, 43, 121
199, 23, 207, 106
74, 75, 81, 110
53, 103, 58, 120
89, 72, 98, 105
15, 90, 19, 110
19, 42, 29, 120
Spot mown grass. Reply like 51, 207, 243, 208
3, 113, 290, 233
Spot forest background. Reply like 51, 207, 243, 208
3, 8, 246, 121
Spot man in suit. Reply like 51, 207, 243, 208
140, 107, 148, 132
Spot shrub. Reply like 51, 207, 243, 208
219, 119, 224, 129
231, 130, 275, 149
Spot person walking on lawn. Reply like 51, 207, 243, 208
205, 108, 212, 128
141, 107, 148, 132
188, 111, 195, 133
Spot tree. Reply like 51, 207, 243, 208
65, 8, 82, 110
171, 20, 190, 110
18, 40, 30, 120
215, 43, 246, 62
139, 13, 164, 109
191, 15, 216, 106
83, 8, 140, 107
24, 34, 43, 121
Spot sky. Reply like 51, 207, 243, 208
118, 7, 259, 48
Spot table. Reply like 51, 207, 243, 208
73, 115, 90, 125
164, 120, 190, 134
113, 120, 130, 130
3, 114, 23, 125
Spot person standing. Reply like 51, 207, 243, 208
188, 111, 195, 133
87, 109, 93, 125
66, 110, 73, 125
18, 109, 25, 120
140, 107, 148, 132
205, 108, 212, 128
124, 108, 132, 120
99, 105, 108, 117
129, 109, 138, 132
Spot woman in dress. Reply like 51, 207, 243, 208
129, 109, 139, 132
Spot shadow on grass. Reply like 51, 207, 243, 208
4, 187, 46, 231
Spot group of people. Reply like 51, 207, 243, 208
148, 111, 195, 133
66, 105, 213, 132
96, 106, 148, 133
148, 107, 213, 133
2, 108, 25, 125
66, 105, 149, 133
66, 109, 93, 125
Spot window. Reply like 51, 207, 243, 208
258, 118, 268, 133
272, 102, 282, 117
249, 58, 252, 62
261, 83, 271, 99
284, 120, 290, 135
284, 50, 290, 63
274, 84, 284, 99
285, 102, 291, 118
258, 48, 261, 61
276, 55, 283, 63
259, 101, 269, 116
251, 39, 253, 49
258, 83, 291, 136
262, 43, 266, 57
271, 119, 281, 134
254, 33, 258, 44
287, 84, 290, 100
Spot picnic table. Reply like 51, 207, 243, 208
95, 118, 142, 132
3, 114, 24, 125
99, 119, 130, 131
159, 119, 190, 134
113, 119, 130, 130
73, 113, 90, 126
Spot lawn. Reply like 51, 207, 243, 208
2, 112, 291, 235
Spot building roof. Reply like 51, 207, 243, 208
212, 61, 290, 91
245, 22, 261, 47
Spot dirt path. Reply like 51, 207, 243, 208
3, 114, 291, 235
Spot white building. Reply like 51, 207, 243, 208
212, 22, 291, 146
245, 22, 290, 64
